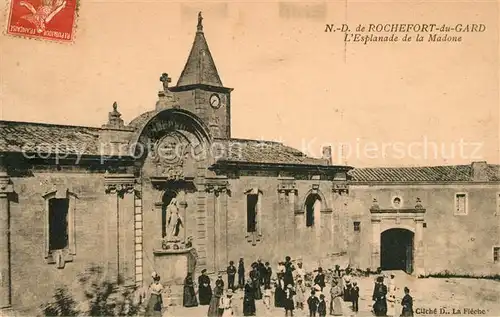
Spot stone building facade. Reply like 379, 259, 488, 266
0, 14, 499, 315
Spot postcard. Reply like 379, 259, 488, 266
0, 1, 498, 316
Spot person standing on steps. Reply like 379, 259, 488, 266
238, 258, 245, 289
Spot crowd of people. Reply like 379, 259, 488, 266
143, 257, 415, 317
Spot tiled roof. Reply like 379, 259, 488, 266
0, 121, 327, 166
349, 164, 500, 182
214, 138, 329, 166
2, 121, 496, 176
0, 121, 101, 155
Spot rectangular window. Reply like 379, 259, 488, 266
454, 193, 468, 215
247, 194, 258, 233
493, 247, 500, 263
353, 221, 360, 232
48, 198, 69, 251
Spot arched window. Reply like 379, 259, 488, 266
305, 193, 321, 227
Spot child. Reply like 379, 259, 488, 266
295, 279, 306, 310
284, 284, 296, 316
351, 281, 360, 312
263, 284, 272, 310
307, 290, 319, 317
317, 294, 326, 317
216, 274, 225, 290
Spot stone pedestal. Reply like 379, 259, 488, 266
153, 247, 197, 306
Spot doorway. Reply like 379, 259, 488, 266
380, 228, 414, 273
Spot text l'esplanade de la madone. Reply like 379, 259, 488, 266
325, 23, 487, 43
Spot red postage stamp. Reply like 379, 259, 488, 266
6, 0, 78, 42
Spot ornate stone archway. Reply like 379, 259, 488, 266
370, 198, 426, 276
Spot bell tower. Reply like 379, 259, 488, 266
170, 12, 233, 139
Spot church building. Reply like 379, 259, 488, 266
0, 13, 499, 314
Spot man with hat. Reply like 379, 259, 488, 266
313, 267, 326, 292
238, 258, 245, 289
227, 260, 237, 291
216, 273, 225, 290
198, 269, 212, 305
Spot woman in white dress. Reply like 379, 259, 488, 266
220, 289, 234, 317
387, 274, 397, 317
145, 272, 164, 317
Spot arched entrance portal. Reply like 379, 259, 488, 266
380, 228, 414, 273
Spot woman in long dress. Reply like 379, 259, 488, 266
208, 279, 224, 317
387, 274, 397, 317
243, 279, 256, 316
198, 269, 213, 306
183, 273, 198, 307
145, 272, 164, 317
400, 287, 414, 317
329, 279, 343, 316
274, 273, 285, 308
220, 290, 235, 317
372, 276, 388, 316
249, 264, 262, 300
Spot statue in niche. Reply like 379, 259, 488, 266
165, 198, 184, 242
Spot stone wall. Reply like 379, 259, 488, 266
9, 172, 111, 314
348, 184, 500, 276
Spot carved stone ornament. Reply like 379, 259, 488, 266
154, 163, 185, 181
371, 198, 380, 210
152, 134, 191, 165
277, 178, 297, 195
311, 183, 320, 194
415, 197, 424, 209
161, 235, 193, 251
205, 183, 229, 195
332, 182, 349, 194
104, 173, 135, 195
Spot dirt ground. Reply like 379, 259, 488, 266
165, 270, 500, 317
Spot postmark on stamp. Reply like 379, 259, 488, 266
6, 0, 78, 42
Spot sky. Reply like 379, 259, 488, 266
0, 0, 499, 168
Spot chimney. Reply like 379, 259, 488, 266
471, 161, 488, 182
322, 146, 332, 165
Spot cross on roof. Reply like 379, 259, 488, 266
160, 73, 171, 92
